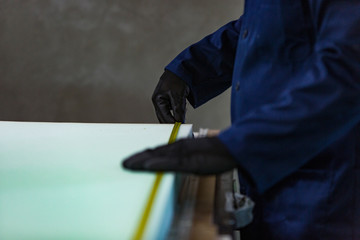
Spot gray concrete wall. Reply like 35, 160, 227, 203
0, 0, 243, 130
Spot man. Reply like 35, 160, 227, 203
123, 1, 360, 239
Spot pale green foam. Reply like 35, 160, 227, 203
0, 121, 192, 240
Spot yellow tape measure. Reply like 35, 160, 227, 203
132, 122, 182, 240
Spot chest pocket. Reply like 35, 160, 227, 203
255, 0, 313, 62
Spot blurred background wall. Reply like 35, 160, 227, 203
0, 0, 243, 131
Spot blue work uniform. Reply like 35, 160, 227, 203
166, 0, 360, 239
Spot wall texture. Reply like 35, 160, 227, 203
0, 0, 243, 130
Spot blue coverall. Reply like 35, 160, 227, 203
166, 0, 360, 239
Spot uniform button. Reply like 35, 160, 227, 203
235, 81, 240, 91
242, 29, 248, 39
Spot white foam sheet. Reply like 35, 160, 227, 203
0, 121, 192, 240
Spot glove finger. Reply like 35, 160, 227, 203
170, 94, 186, 123
144, 157, 180, 172
152, 94, 175, 123
122, 149, 154, 170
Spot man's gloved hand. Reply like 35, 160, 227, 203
152, 70, 190, 123
122, 137, 237, 175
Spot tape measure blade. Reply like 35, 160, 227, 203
132, 122, 182, 240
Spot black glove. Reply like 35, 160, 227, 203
152, 70, 190, 123
122, 137, 237, 175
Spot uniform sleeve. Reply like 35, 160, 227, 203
219, 1, 360, 194
165, 18, 242, 108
